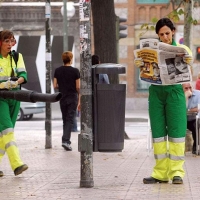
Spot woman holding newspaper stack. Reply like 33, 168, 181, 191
134, 18, 193, 184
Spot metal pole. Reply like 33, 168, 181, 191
78, 0, 94, 188
45, 0, 52, 149
63, 0, 68, 51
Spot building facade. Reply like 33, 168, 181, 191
0, 0, 200, 109
115, 0, 200, 109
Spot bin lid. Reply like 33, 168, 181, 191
92, 63, 126, 74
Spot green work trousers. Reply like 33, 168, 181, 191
149, 84, 186, 181
0, 98, 23, 171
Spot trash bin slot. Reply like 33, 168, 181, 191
93, 63, 123, 69
95, 67, 125, 75
97, 84, 126, 91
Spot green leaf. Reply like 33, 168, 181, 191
150, 26, 155, 30
141, 23, 148, 29
188, 16, 193, 23
151, 17, 158, 24
173, 15, 180, 22
178, 9, 184, 15
172, 10, 177, 15
193, 19, 198, 25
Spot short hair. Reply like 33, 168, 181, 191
62, 51, 73, 64
0, 30, 14, 42
92, 54, 100, 65
155, 18, 176, 34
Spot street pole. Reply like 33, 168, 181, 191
63, 0, 68, 51
45, 0, 52, 149
78, 0, 94, 188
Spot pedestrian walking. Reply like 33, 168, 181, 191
53, 51, 80, 151
0, 30, 28, 177
134, 18, 193, 184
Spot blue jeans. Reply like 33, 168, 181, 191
71, 110, 78, 131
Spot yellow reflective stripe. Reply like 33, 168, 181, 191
17, 68, 27, 72
5, 141, 17, 149
154, 153, 168, 159
168, 137, 185, 143
0, 149, 5, 155
153, 136, 167, 143
0, 76, 10, 81
169, 154, 185, 161
1, 128, 14, 136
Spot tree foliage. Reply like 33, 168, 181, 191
140, 0, 198, 35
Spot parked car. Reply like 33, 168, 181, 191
17, 101, 45, 121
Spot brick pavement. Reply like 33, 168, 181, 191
0, 112, 200, 200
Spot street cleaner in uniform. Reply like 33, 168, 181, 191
134, 18, 193, 184
0, 30, 28, 177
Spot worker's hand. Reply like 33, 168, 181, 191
183, 55, 193, 66
134, 58, 144, 68
0, 80, 18, 90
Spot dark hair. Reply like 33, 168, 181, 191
62, 51, 73, 64
155, 18, 176, 34
92, 55, 100, 65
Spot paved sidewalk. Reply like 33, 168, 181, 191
1, 110, 200, 200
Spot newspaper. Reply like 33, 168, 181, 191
134, 38, 192, 85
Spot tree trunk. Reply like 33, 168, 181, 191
91, 0, 129, 139
91, 0, 117, 63
91, 0, 118, 84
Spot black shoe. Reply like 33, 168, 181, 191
172, 176, 183, 184
0, 171, 3, 177
192, 150, 197, 154
14, 164, 28, 176
143, 176, 168, 184
192, 146, 197, 154
62, 143, 72, 151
